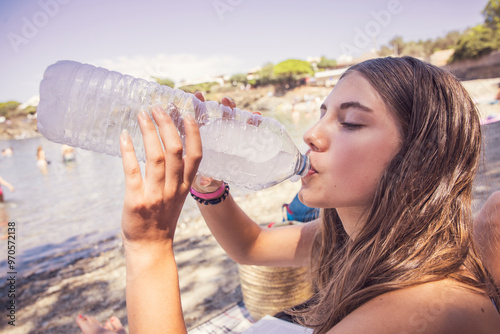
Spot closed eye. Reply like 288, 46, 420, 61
340, 122, 363, 130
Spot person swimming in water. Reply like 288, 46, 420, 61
0, 175, 14, 203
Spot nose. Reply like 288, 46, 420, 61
303, 121, 326, 152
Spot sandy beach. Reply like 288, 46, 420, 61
1, 180, 303, 334
1, 80, 500, 334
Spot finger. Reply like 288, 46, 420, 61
120, 130, 143, 195
221, 97, 236, 120
194, 91, 205, 102
193, 92, 207, 124
221, 97, 235, 110
198, 175, 214, 187
138, 109, 167, 190
109, 316, 125, 331
250, 111, 262, 126
192, 174, 224, 193
167, 105, 185, 137
151, 107, 185, 187
183, 115, 203, 187
103, 320, 114, 331
247, 111, 263, 126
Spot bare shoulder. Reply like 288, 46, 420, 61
329, 279, 500, 334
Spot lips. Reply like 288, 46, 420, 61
306, 167, 316, 176
305, 160, 317, 177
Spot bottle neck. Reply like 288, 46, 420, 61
295, 154, 311, 177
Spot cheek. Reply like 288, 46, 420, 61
326, 134, 399, 203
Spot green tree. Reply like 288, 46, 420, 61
421, 39, 435, 57
273, 59, 313, 93
0, 101, 21, 118
273, 59, 313, 78
229, 73, 247, 85
256, 62, 275, 85
450, 1, 500, 62
378, 45, 394, 57
432, 31, 461, 52
317, 56, 337, 69
483, 0, 500, 30
401, 41, 425, 58
178, 82, 219, 94
153, 77, 175, 88
451, 24, 500, 61
389, 36, 405, 56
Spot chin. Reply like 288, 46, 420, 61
298, 188, 321, 209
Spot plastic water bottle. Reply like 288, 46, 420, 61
37, 60, 310, 190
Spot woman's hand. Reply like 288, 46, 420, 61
119, 106, 202, 251
190, 92, 236, 194
191, 92, 261, 194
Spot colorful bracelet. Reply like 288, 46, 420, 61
190, 183, 230, 205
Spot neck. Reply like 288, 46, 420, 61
336, 207, 368, 240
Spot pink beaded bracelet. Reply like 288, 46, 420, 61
190, 183, 230, 205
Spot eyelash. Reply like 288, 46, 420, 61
340, 122, 363, 130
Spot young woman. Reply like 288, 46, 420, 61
77, 57, 500, 333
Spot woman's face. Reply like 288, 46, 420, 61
300, 71, 402, 211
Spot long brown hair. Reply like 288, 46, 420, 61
295, 56, 499, 333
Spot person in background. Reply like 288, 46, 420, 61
36, 145, 49, 174
62, 144, 76, 163
0, 176, 14, 203
282, 193, 320, 223
474, 191, 500, 287
1, 147, 13, 157
493, 83, 500, 104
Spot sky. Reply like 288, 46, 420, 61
0, 0, 487, 103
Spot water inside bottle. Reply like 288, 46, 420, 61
199, 149, 297, 190
199, 119, 281, 162
198, 118, 297, 190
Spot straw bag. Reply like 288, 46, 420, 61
238, 221, 313, 321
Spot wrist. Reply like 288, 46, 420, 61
190, 182, 226, 199
122, 236, 173, 259
190, 183, 230, 205
124, 240, 174, 276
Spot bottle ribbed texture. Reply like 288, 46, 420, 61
37, 60, 309, 190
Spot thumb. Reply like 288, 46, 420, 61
192, 174, 224, 193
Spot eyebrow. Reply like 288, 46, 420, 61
339, 101, 373, 112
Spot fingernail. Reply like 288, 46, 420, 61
154, 106, 165, 113
120, 129, 129, 143
78, 314, 83, 319
253, 111, 261, 115
185, 114, 196, 124
139, 110, 148, 121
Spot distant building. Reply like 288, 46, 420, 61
307, 56, 322, 64
311, 68, 349, 87
18, 95, 40, 109
246, 66, 262, 81
310, 51, 379, 86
